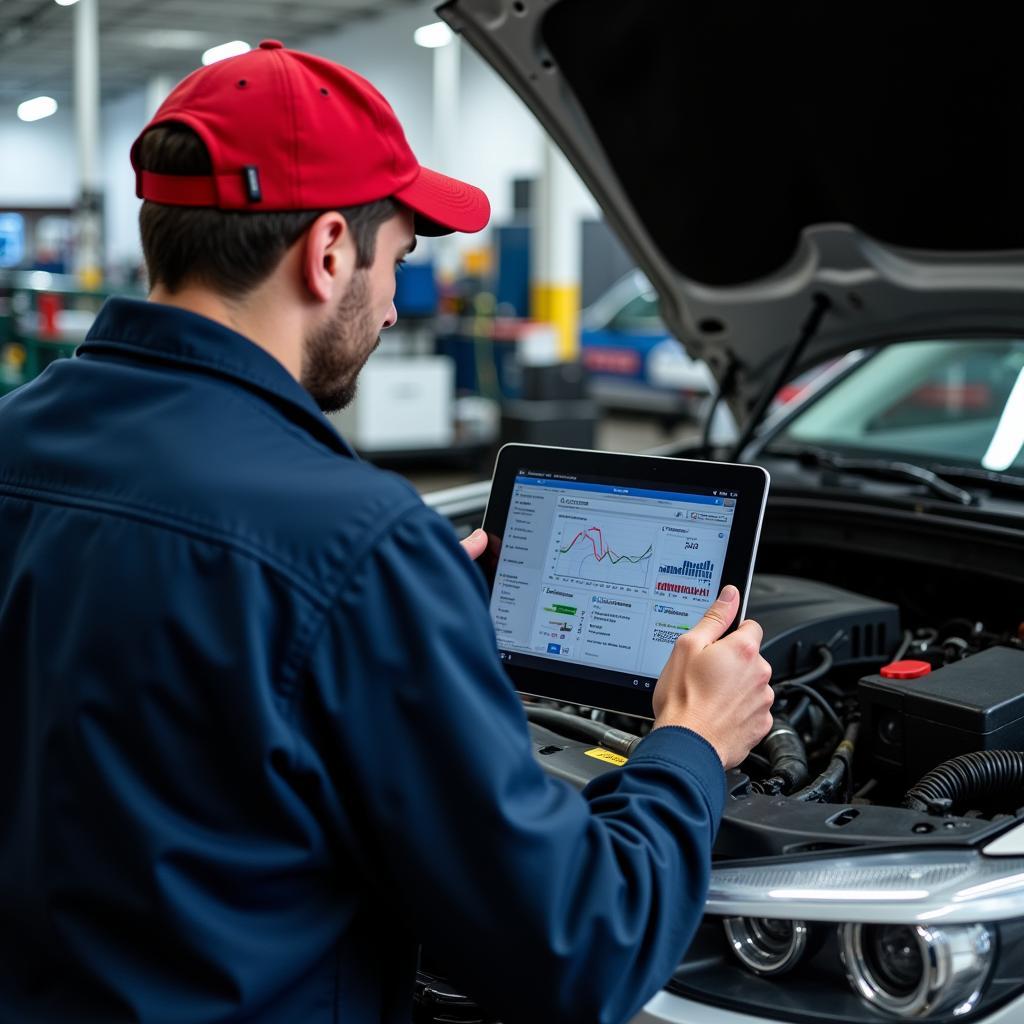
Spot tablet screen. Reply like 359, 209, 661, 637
490, 469, 739, 692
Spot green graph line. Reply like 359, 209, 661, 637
560, 527, 652, 565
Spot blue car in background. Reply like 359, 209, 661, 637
580, 270, 715, 416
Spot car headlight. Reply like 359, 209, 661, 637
723, 916, 809, 976
839, 922, 993, 1018
705, 849, 1024, 925
667, 849, 1024, 1022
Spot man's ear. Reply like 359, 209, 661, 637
301, 211, 357, 303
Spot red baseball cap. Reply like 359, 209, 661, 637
131, 39, 490, 237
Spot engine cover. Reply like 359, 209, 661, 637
747, 574, 901, 678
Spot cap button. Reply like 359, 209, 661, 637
880, 659, 932, 680
259, 39, 284, 50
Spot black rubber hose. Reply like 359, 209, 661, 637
903, 750, 1024, 816
791, 721, 860, 803
787, 695, 811, 727
775, 646, 835, 689
525, 706, 644, 758
778, 681, 845, 737
751, 717, 809, 795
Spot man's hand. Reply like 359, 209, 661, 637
651, 585, 773, 769
460, 529, 488, 562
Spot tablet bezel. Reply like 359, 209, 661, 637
480, 443, 770, 720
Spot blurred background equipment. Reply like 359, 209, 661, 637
0, 0, 722, 490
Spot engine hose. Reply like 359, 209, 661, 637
903, 750, 1024, 816
892, 629, 913, 663
751, 717, 809, 795
524, 706, 643, 758
791, 721, 860, 803
776, 646, 835, 689
787, 695, 811, 727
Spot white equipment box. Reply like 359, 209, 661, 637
329, 356, 455, 453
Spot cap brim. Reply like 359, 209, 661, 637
394, 165, 491, 237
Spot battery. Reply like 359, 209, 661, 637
858, 646, 1024, 789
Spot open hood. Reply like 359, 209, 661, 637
439, 0, 1024, 419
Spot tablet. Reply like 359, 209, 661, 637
480, 444, 770, 719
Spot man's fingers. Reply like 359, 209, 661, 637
459, 529, 488, 562
735, 618, 764, 648
685, 585, 740, 648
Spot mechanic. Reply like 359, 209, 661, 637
0, 42, 773, 1024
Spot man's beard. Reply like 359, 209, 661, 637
301, 270, 379, 413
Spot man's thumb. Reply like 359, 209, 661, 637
686, 585, 740, 647
459, 529, 488, 562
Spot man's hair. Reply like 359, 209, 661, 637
137, 124, 400, 296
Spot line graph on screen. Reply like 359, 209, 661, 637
552, 519, 655, 588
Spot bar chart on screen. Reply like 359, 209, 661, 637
650, 525, 727, 604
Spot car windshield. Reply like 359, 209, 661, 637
607, 291, 662, 332
768, 339, 1024, 478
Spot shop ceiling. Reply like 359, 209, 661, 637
0, 0, 423, 108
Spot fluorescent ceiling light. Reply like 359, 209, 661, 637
54, 0, 80, 6
201, 40, 250, 66
414, 22, 453, 48
17, 96, 58, 122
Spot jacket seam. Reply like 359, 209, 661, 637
81, 345, 358, 462
245, 395, 355, 461
79, 343, 355, 459
0, 478, 328, 607
274, 501, 433, 705
78, 340, 299, 405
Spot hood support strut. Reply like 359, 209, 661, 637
730, 292, 832, 461
700, 361, 738, 459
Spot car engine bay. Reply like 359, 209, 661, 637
415, 566, 1024, 1024
417, 485, 1024, 1023
527, 570, 1024, 853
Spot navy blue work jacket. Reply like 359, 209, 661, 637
0, 298, 726, 1024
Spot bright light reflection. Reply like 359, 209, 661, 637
17, 96, 58, 122
414, 22, 453, 48
28, 271, 53, 289
54, 0, 80, 6
201, 40, 250, 65
767, 888, 930, 901
982, 366, 1024, 471
952, 871, 1024, 902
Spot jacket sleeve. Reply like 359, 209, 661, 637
301, 504, 726, 1024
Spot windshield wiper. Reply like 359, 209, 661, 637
793, 447, 976, 506
927, 463, 1024, 496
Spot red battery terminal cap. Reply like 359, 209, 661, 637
880, 660, 932, 680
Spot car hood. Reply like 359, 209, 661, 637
438, 0, 1024, 417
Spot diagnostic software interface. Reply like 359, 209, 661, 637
490, 471, 738, 691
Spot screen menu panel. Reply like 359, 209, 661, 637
489, 472, 738, 690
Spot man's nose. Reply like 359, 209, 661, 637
382, 302, 398, 331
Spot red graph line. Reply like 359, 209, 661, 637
560, 527, 651, 565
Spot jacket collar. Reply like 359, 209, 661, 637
79, 297, 356, 458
